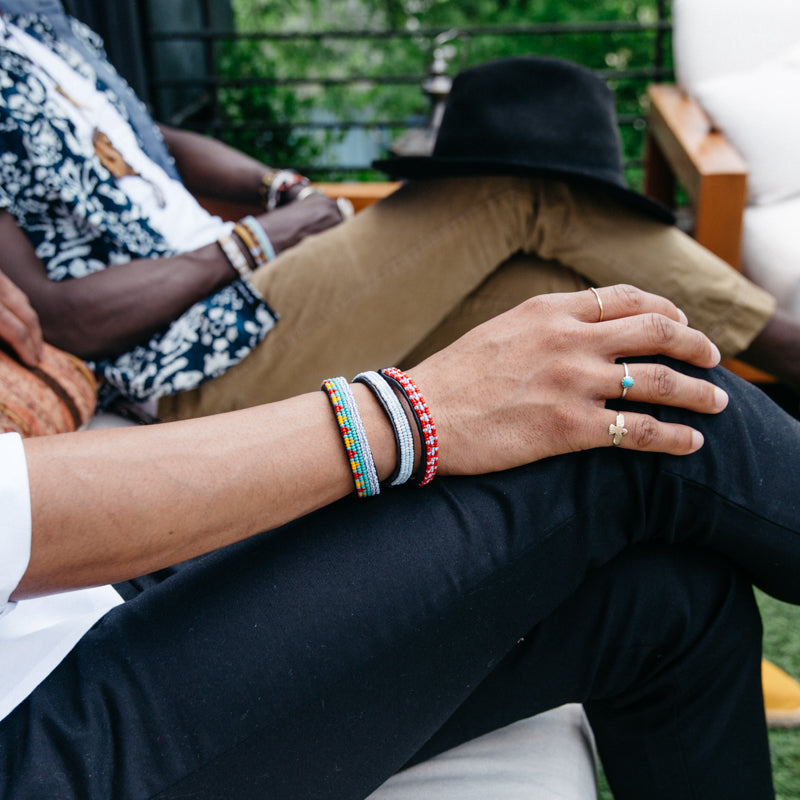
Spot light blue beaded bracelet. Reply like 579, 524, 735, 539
354, 370, 415, 487
241, 215, 277, 262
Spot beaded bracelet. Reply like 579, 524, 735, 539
232, 222, 268, 270
321, 376, 380, 498
379, 367, 439, 486
217, 232, 252, 279
240, 215, 277, 262
353, 370, 415, 487
261, 169, 309, 212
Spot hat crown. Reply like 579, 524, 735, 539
432, 57, 625, 186
373, 56, 675, 224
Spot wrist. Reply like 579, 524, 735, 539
259, 169, 310, 211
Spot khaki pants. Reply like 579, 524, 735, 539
159, 176, 774, 420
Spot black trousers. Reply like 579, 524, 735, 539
1, 363, 797, 800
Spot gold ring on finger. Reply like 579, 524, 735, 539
589, 287, 604, 322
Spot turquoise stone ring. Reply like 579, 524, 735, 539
620, 363, 634, 398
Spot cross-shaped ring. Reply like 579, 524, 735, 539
609, 413, 628, 446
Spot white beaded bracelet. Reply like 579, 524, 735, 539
217, 232, 252, 279
354, 370, 415, 487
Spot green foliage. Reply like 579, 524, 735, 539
210, 1, 671, 183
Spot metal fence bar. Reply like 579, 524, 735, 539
138, 5, 673, 182
148, 20, 671, 42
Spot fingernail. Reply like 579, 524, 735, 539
714, 387, 729, 410
691, 430, 705, 451
677, 308, 688, 325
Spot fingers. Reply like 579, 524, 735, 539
578, 284, 688, 326
604, 361, 728, 415
588, 408, 705, 455
600, 312, 720, 369
0, 271, 43, 365
577, 285, 719, 367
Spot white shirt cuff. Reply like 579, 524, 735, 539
0, 433, 32, 613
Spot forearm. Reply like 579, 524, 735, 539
159, 124, 271, 207
39, 244, 237, 360
16, 386, 396, 599
13, 286, 727, 600
0, 209, 238, 360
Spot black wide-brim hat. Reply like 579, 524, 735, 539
373, 56, 674, 224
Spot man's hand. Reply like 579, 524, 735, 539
0, 269, 43, 366
259, 193, 347, 255
411, 284, 729, 476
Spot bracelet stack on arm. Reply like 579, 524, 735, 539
321, 368, 439, 498
218, 215, 277, 279
216, 232, 252, 280
259, 168, 311, 212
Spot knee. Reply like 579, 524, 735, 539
615, 543, 761, 665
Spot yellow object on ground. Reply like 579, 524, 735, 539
763, 658, 800, 728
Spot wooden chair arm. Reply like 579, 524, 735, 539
645, 84, 747, 270
645, 85, 774, 384
314, 181, 401, 213
197, 182, 401, 222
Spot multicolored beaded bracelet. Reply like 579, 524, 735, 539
233, 222, 268, 270
379, 367, 439, 486
353, 370, 415, 487
217, 232, 252, 280
261, 169, 309, 212
240, 215, 277, 262
321, 376, 379, 498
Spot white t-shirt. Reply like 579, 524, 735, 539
0, 18, 229, 253
0, 433, 122, 720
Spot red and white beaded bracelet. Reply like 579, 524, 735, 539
379, 367, 439, 486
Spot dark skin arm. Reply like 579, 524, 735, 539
0, 128, 344, 361
158, 124, 270, 208
0, 209, 235, 360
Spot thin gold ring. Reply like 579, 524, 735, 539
589, 287, 604, 322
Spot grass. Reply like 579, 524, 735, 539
596, 591, 800, 799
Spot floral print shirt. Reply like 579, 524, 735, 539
0, 11, 277, 408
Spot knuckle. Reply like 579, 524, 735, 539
631, 416, 660, 448
613, 283, 643, 312
652, 365, 676, 398
553, 405, 589, 451
644, 313, 675, 347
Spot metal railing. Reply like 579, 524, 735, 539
138, 1, 673, 185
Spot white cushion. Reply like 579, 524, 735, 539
367, 705, 597, 800
741, 196, 800, 318
673, 0, 800, 93
691, 43, 800, 205
84, 412, 138, 430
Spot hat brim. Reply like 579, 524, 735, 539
372, 155, 676, 224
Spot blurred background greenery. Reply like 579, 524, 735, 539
138, 0, 672, 186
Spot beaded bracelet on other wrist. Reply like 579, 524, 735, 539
259, 169, 309, 212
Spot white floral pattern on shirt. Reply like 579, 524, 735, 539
0, 12, 277, 406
